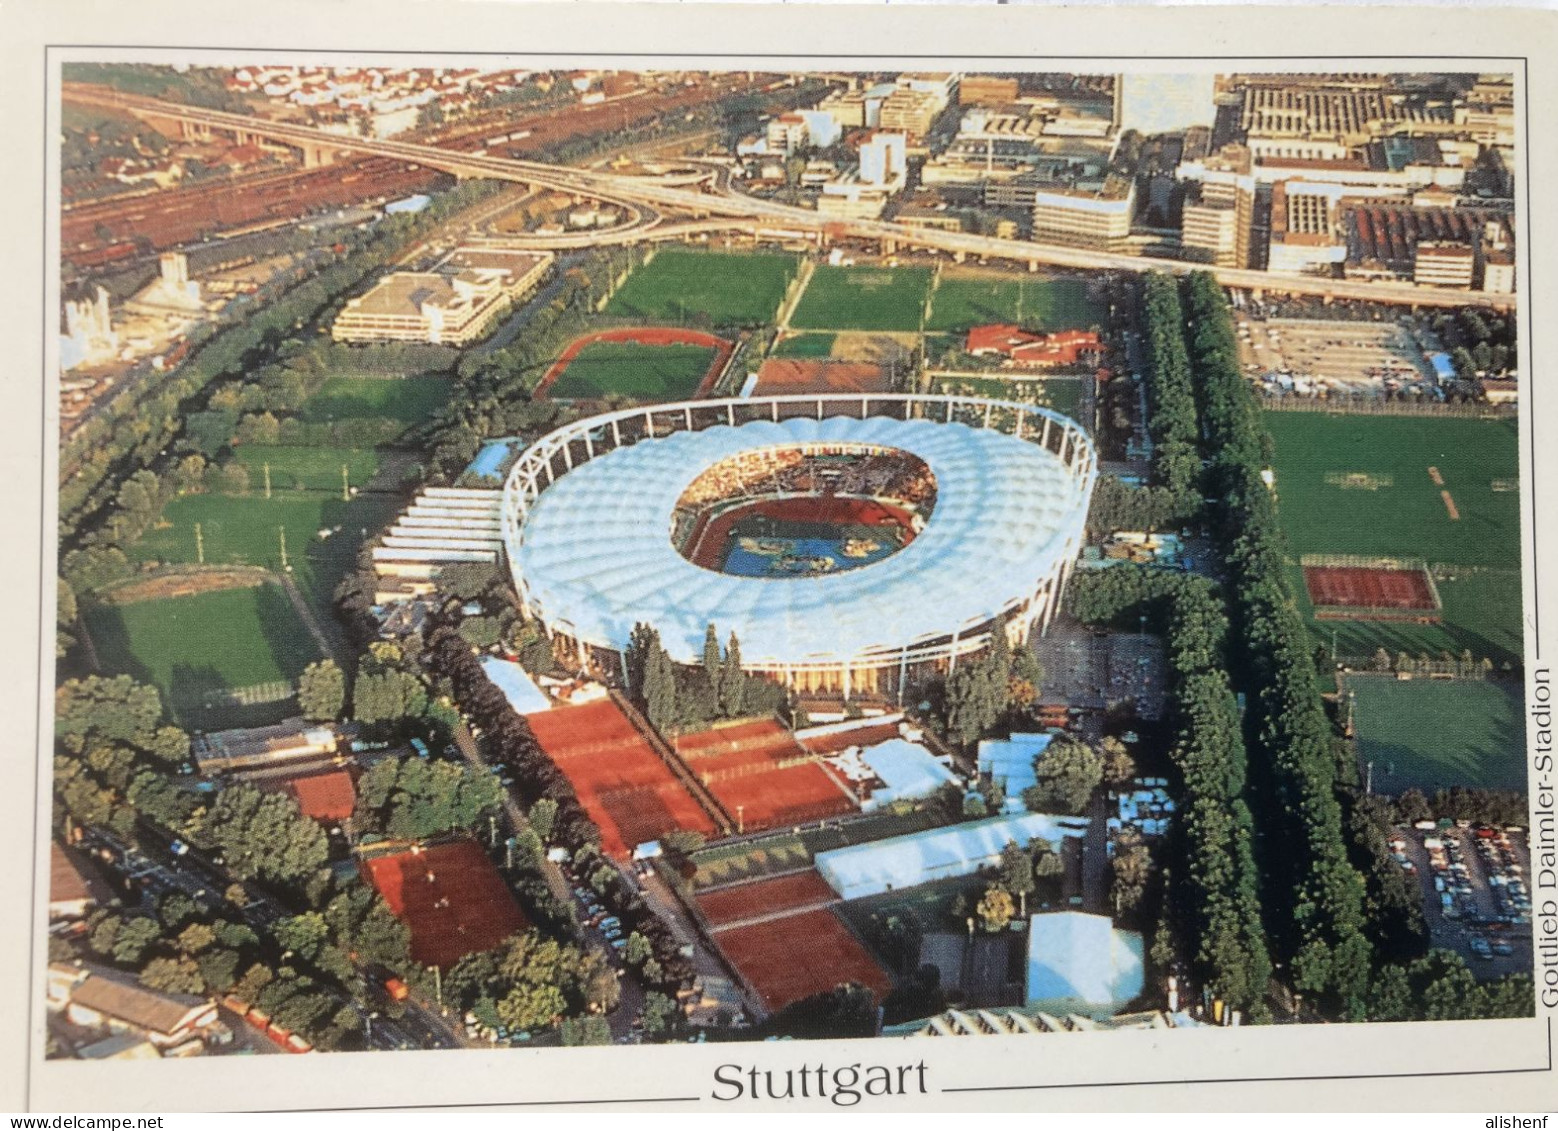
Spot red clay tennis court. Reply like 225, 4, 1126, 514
360, 840, 528, 969
712, 909, 893, 1012
1303, 564, 1440, 619
697, 869, 839, 928
676, 720, 857, 831
527, 700, 716, 858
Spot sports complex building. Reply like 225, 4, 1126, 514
501, 394, 1096, 698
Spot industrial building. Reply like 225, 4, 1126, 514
332, 248, 550, 345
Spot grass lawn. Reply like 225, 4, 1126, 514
770, 333, 838, 359
233, 445, 380, 493
926, 274, 1108, 333
790, 265, 933, 332
547, 341, 715, 400
605, 249, 798, 326
1265, 413, 1520, 568
298, 375, 451, 425
84, 586, 320, 725
131, 489, 403, 613
1267, 412, 1524, 666
1345, 675, 1526, 794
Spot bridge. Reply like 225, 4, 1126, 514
63, 84, 1514, 311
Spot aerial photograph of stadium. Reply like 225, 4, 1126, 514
46, 60, 1535, 1062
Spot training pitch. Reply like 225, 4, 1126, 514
1345, 675, 1526, 794
926, 274, 1107, 333
84, 585, 320, 724
790, 265, 933, 332
1267, 412, 1522, 665
299, 374, 452, 425
605, 249, 799, 326
544, 339, 719, 400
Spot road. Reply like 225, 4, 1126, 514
79, 823, 462, 1052
65, 85, 1514, 311
444, 717, 647, 1041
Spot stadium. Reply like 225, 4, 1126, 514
500, 394, 1096, 698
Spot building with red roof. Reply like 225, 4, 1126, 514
966, 325, 1103, 368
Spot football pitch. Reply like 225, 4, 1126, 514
926, 274, 1108, 333
545, 340, 717, 400
605, 249, 799, 326
233, 445, 380, 493
1266, 411, 1523, 666
131, 488, 402, 613
790, 266, 933, 332
1345, 675, 1526, 794
298, 375, 451, 425
84, 586, 320, 724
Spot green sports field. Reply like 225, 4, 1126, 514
1345, 675, 1526, 794
233, 445, 380, 493
131, 489, 402, 612
605, 249, 799, 326
790, 266, 933, 332
85, 586, 320, 724
926, 275, 1108, 333
546, 341, 716, 400
769, 333, 838, 359
1267, 411, 1523, 666
298, 375, 451, 424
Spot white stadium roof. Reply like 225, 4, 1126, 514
510, 414, 1089, 670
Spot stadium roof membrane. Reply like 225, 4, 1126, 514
511, 413, 1089, 669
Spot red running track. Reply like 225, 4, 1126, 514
533, 326, 735, 400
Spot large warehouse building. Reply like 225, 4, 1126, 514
501, 394, 1096, 699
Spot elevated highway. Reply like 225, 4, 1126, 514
64, 84, 1514, 311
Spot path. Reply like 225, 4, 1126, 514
703, 896, 840, 933
276, 572, 344, 668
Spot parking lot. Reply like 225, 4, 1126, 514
1235, 317, 1434, 395
1034, 626, 1168, 723
1393, 823, 1533, 979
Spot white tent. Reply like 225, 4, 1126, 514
814, 811, 1087, 901
1025, 912, 1144, 1015
478, 656, 552, 716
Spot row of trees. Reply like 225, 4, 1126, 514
355, 754, 506, 842
60, 177, 503, 547
1138, 273, 1204, 521
624, 622, 788, 735
940, 625, 1046, 747
52, 674, 417, 1051
427, 629, 696, 997
1180, 271, 1377, 1017
1067, 565, 1272, 1017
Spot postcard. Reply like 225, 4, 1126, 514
0, 0, 1554, 1114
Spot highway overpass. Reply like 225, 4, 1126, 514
63, 84, 1514, 312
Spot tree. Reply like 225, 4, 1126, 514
140, 956, 205, 996
199, 784, 328, 888
999, 841, 1035, 918
1024, 737, 1103, 815
641, 990, 680, 1037
560, 1015, 611, 1046
720, 632, 746, 717
1111, 838, 1155, 915
622, 932, 652, 967
528, 798, 557, 843
976, 886, 1015, 933
298, 659, 346, 722
1100, 737, 1137, 786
